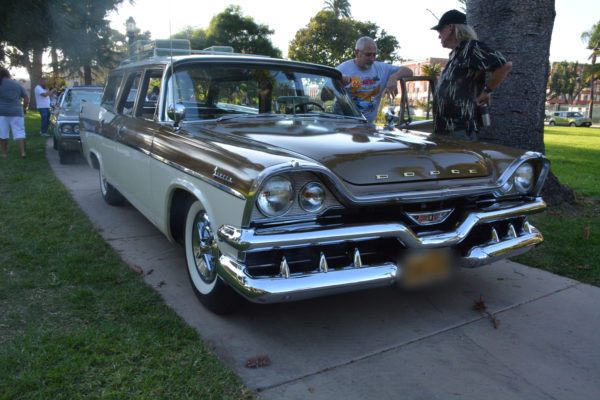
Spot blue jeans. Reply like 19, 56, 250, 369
38, 108, 50, 134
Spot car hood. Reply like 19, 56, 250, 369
191, 118, 506, 185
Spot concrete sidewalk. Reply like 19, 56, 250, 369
48, 141, 600, 400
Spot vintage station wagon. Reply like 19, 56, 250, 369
80, 42, 549, 314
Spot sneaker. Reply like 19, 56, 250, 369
41, 132, 50, 137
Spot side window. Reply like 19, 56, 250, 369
101, 74, 123, 110
137, 69, 164, 119
63, 90, 73, 107
118, 72, 142, 116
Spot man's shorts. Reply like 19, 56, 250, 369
0, 116, 26, 140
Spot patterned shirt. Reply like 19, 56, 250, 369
433, 39, 507, 135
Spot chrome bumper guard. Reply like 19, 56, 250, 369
217, 198, 546, 303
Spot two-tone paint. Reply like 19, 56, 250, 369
80, 54, 549, 305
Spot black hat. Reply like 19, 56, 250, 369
431, 9, 467, 30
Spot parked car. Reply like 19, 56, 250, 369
50, 86, 103, 163
80, 42, 549, 314
548, 111, 592, 127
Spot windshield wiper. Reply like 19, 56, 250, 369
295, 112, 365, 121
216, 113, 283, 122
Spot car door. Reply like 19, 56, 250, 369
106, 70, 156, 218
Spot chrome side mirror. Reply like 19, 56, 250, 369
167, 103, 186, 128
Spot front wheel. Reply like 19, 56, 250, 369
569, 122, 576, 127
549, 121, 555, 126
184, 200, 241, 314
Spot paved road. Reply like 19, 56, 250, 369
48, 141, 600, 400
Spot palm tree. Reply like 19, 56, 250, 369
422, 63, 442, 80
581, 21, 600, 119
323, 0, 351, 19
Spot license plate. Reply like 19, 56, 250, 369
401, 249, 452, 288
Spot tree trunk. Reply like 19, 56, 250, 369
51, 47, 60, 84
589, 55, 596, 119
467, 0, 575, 205
24, 48, 44, 110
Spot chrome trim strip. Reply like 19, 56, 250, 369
217, 223, 543, 303
219, 197, 546, 251
150, 153, 246, 200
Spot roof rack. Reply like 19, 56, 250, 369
120, 39, 262, 65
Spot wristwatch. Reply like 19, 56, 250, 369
483, 85, 493, 93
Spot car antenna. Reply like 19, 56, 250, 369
426, 9, 439, 20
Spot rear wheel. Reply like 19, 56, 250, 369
569, 122, 576, 127
99, 164, 126, 205
549, 121, 555, 126
184, 199, 241, 314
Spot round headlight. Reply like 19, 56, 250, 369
299, 182, 326, 212
256, 175, 294, 217
73, 124, 80, 134
61, 124, 73, 134
514, 163, 534, 193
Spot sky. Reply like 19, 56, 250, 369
107, 0, 599, 63
8, 0, 598, 80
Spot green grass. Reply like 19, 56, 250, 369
0, 113, 253, 399
514, 126, 600, 285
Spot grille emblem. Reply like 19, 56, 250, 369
406, 209, 454, 226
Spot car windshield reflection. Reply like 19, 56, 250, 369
165, 64, 362, 121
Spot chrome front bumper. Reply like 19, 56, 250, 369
217, 198, 546, 303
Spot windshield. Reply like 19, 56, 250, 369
64, 90, 103, 107
165, 63, 362, 121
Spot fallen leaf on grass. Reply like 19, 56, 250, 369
245, 355, 271, 368
576, 265, 591, 270
583, 226, 590, 240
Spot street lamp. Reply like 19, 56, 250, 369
126, 17, 136, 46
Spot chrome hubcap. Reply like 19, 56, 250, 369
191, 212, 216, 283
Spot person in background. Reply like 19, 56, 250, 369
431, 9, 512, 140
337, 37, 412, 123
0, 68, 29, 158
34, 77, 57, 137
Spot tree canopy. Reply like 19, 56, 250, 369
1, 0, 126, 103
288, 10, 400, 67
173, 6, 281, 58
323, 0, 352, 19
547, 61, 585, 104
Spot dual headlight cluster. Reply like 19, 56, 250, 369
59, 123, 80, 134
499, 162, 535, 196
256, 175, 326, 217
